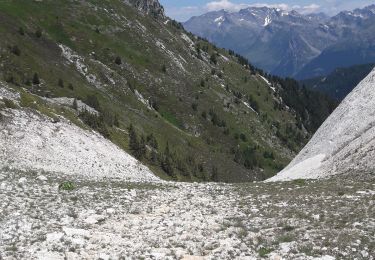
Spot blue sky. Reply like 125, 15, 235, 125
159, 0, 375, 22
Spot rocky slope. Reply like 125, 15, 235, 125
184, 5, 375, 78
268, 68, 375, 181
0, 85, 158, 182
126, 0, 165, 18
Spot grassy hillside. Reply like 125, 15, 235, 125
0, 0, 335, 182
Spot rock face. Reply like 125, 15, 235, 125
268, 67, 375, 181
127, 0, 165, 18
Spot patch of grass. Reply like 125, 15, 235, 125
283, 225, 295, 232
160, 110, 183, 129
3, 98, 18, 109
59, 181, 75, 191
258, 247, 273, 257
292, 179, 307, 186
278, 234, 295, 243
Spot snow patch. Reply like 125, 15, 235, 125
263, 15, 272, 26
214, 16, 225, 26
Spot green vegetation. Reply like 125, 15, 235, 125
3, 98, 18, 109
59, 181, 75, 191
258, 247, 273, 257
293, 179, 307, 186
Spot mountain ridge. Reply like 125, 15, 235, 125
184, 5, 375, 79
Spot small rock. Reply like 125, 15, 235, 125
18, 177, 27, 185
37, 175, 48, 181
361, 250, 369, 258
46, 232, 64, 242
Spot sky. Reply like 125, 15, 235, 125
159, 0, 375, 22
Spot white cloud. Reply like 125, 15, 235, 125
299, 4, 321, 14
205, 0, 248, 12
205, 0, 290, 12
205, 1, 321, 14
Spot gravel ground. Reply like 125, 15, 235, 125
1, 170, 374, 259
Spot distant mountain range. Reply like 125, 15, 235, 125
302, 63, 375, 101
184, 5, 375, 79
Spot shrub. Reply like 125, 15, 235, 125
11, 45, 21, 56
115, 56, 122, 65
68, 83, 74, 90
192, 102, 198, 111
162, 64, 167, 73
59, 181, 75, 191
3, 98, 17, 109
18, 27, 25, 36
35, 28, 42, 38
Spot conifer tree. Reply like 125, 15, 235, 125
128, 124, 139, 156
73, 98, 78, 110
161, 142, 174, 176
33, 73, 40, 85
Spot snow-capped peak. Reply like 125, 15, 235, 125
214, 15, 225, 26
263, 15, 272, 26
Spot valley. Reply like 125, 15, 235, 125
0, 1, 374, 259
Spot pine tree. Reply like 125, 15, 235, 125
72, 98, 78, 110
115, 56, 122, 65
32, 73, 40, 85
138, 135, 147, 160
161, 142, 174, 176
128, 124, 139, 154
114, 114, 120, 127
58, 78, 64, 88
